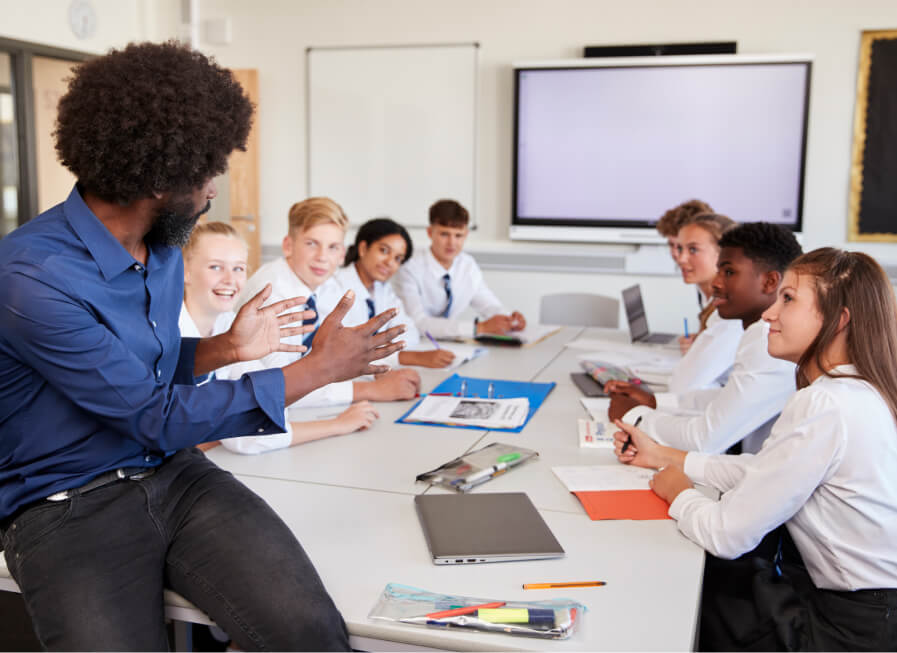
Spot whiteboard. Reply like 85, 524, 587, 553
307, 44, 477, 228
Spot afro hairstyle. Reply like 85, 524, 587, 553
718, 222, 802, 274
54, 40, 253, 204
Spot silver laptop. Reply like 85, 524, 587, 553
414, 493, 565, 565
622, 284, 678, 345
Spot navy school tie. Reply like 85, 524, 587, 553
366, 297, 376, 320
302, 294, 318, 350
441, 273, 452, 318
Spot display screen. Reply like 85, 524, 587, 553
513, 59, 811, 235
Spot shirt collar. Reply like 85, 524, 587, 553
62, 185, 178, 281
424, 247, 454, 278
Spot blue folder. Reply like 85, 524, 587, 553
396, 374, 555, 433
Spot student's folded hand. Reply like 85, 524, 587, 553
509, 311, 527, 331
476, 314, 513, 335
649, 467, 694, 504
368, 368, 421, 401
604, 382, 656, 415
337, 401, 379, 432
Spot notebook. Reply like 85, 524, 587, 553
622, 284, 678, 345
414, 493, 565, 565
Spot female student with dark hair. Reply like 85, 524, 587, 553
668, 213, 744, 392
614, 248, 897, 651
337, 218, 455, 368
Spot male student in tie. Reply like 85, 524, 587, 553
395, 199, 526, 340
229, 197, 420, 406
606, 222, 802, 454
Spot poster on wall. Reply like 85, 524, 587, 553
848, 29, 897, 242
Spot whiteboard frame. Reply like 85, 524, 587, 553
305, 42, 479, 229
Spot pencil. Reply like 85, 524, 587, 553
426, 601, 505, 619
522, 581, 606, 589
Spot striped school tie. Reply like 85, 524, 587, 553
441, 273, 452, 317
302, 294, 318, 350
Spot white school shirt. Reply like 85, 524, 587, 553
624, 320, 796, 454
327, 263, 421, 367
223, 257, 354, 408
394, 248, 506, 340
668, 309, 743, 393
178, 304, 293, 454
670, 366, 897, 591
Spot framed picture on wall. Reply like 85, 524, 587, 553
848, 29, 897, 242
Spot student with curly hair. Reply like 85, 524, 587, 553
655, 198, 713, 261
607, 223, 801, 455
614, 249, 897, 650
0, 42, 401, 650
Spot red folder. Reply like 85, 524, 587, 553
573, 490, 671, 520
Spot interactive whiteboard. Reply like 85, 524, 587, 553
307, 43, 478, 228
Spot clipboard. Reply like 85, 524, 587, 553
396, 374, 555, 432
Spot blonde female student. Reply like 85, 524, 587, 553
668, 212, 744, 393
180, 222, 379, 455
614, 248, 897, 651
336, 217, 455, 368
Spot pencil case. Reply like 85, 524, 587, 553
368, 583, 585, 639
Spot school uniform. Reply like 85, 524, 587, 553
673, 366, 897, 650
178, 304, 293, 454
394, 248, 505, 340
324, 263, 421, 367
225, 257, 353, 408
668, 309, 743, 393
624, 320, 795, 454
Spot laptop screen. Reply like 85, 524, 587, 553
622, 284, 649, 341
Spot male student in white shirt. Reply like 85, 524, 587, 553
606, 222, 802, 454
395, 199, 526, 340
226, 197, 420, 410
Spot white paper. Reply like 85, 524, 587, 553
405, 395, 529, 429
578, 418, 614, 448
552, 464, 655, 492
442, 344, 488, 369
580, 397, 610, 422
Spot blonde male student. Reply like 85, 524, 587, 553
181, 222, 379, 455
227, 197, 420, 413
395, 199, 526, 340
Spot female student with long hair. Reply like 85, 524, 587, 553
337, 217, 455, 368
668, 212, 744, 392
614, 248, 897, 650
181, 222, 379, 455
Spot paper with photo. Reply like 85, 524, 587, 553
404, 394, 529, 429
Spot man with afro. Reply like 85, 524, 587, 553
0, 41, 403, 650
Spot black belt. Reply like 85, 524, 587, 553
1, 467, 154, 531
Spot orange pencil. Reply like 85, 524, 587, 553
522, 581, 606, 589
426, 601, 505, 619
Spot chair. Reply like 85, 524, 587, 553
539, 292, 620, 328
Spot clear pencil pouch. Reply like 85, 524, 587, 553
368, 583, 585, 639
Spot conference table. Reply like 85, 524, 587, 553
205, 326, 706, 651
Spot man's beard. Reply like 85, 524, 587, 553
146, 197, 212, 248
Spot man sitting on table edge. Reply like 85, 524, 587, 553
606, 222, 802, 455
0, 41, 402, 651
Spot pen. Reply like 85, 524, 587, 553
683, 318, 689, 338
425, 330, 441, 350
454, 462, 508, 487
621, 415, 642, 454
487, 382, 494, 398
426, 601, 505, 619
523, 581, 606, 589
459, 380, 467, 397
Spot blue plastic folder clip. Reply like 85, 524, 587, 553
395, 374, 556, 433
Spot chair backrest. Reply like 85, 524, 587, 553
539, 292, 620, 328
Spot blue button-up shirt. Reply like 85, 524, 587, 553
0, 186, 287, 518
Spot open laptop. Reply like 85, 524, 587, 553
622, 284, 678, 345
414, 493, 564, 565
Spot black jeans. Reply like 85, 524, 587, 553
0, 448, 349, 651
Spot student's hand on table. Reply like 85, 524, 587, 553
415, 349, 456, 368
228, 283, 316, 361
649, 466, 694, 504
509, 311, 527, 331
476, 314, 513, 335
336, 401, 379, 432
605, 381, 656, 421
367, 368, 421, 401
678, 334, 696, 355
305, 291, 406, 380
